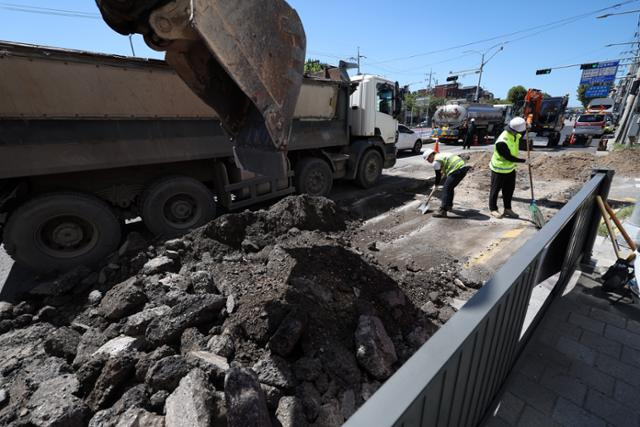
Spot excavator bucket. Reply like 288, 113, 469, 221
95, 0, 306, 178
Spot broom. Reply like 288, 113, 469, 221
525, 115, 546, 229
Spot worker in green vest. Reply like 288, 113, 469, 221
423, 150, 471, 218
489, 117, 527, 219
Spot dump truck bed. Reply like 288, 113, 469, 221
0, 41, 349, 179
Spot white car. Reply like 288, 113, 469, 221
396, 124, 423, 154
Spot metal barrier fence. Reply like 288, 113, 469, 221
345, 169, 615, 427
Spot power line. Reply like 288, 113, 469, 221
367, 0, 639, 65
0, 3, 100, 19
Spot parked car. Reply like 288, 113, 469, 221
397, 124, 423, 154
568, 114, 606, 145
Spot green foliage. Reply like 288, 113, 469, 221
507, 85, 527, 105
542, 92, 552, 99
486, 98, 510, 105
304, 59, 325, 74
576, 85, 589, 108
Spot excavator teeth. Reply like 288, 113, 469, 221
95, 0, 306, 178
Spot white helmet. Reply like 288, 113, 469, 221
509, 117, 527, 133
423, 150, 437, 161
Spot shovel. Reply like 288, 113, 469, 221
525, 117, 546, 229
418, 186, 438, 215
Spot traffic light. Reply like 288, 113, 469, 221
446, 75, 459, 82
536, 69, 552, 75
580, 63, 599, 70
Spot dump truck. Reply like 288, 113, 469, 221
431, 103, 505, 144
522, 89, 569, 147
0, 41, 401, 272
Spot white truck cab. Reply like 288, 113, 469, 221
349, 75, 400, 145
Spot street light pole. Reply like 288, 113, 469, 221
475, 53, 485, 103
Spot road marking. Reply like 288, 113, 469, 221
465, 227, 526, 268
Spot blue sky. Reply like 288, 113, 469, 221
1, 0, 638, 106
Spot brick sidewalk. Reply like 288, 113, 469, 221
484, 275, 640, 427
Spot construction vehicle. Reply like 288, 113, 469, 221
431, 103, 505, 144
522, 89, 569, 147
0, 40, 401, 272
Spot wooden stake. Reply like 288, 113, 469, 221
596, 196, 621, 259
603, 200, 638, 251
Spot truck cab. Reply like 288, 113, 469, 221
349, 75, 400, 145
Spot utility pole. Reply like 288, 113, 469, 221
427, 69, 433, 88
351, 47, 366, 75
465, 45, 503, 102
475, 53, 485, 103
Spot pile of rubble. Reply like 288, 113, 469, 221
0, 195, 478, 427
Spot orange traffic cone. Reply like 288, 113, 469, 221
569, 134, 575, 145
434, 138, 440, 153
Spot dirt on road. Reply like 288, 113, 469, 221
0, 149, 631, 426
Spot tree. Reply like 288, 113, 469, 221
486, 98, 510, 105
542, 92, 552, 99
304, 59, 325, 74
576, 85, 589, 108
507, 85, 527, 105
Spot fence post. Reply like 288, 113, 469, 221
581, 169, 615, 271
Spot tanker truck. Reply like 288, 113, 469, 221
0, 41, 401, 272
431, 103, 506, 144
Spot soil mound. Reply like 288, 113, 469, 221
0, 195, 473, 426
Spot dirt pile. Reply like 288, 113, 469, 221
465, 149, 639, 182
0, 195, 476, 427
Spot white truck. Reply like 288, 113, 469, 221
0, 41, 402, 272
431, 103, 505, 143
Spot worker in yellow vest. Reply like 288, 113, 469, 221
489, 117, 527, 219
423, 150, 471, 218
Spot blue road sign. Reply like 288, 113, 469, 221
580, 61, 620, 85
585, 85, 611, 98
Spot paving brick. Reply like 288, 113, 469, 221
556, 336, 596, 365
493, 392, 525, 425
589, 307, 627, 329
513, 354, 546, 382
620, 346, 640, 368
584, 389, 640, 427
484, 416, 513, 427
552, 397, 606, 427
569, 312, 605, 335
613, 379, 640, 411
506, 373, 558, 415
540, 367, 587, 406
627, 319, 640, 335
594, 353, 640, 386
604, 324, 640, 351
530, 343, 573, 369
516, 405, 560, 427
580, 330, 622, 359
569, 360, 615, 396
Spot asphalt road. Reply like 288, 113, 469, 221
0, 120, 600, 301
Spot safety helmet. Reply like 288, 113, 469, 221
470, 118, 476, 123
423, 150, 437, 161
509, 117, 527, 133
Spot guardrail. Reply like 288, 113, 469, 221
345, 169, 615, 427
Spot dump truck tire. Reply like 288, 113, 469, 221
4, 192, 121, 273
141, 176, 216, 238
356, 149, 383, 189
295, 157, 333, 197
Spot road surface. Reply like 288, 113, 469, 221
0, 129, 604, 301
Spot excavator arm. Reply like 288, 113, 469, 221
95, 0, 306, 178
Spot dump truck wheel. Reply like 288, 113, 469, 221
295, 157, 333, 197
141, 176, 216, 238
412, 140, 423, 154
4, 192, 121, 273
356, 149, 383, 189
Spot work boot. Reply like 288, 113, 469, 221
503, 209, 520, 219
433, 209, 448, 218
490, 210, 502, 219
